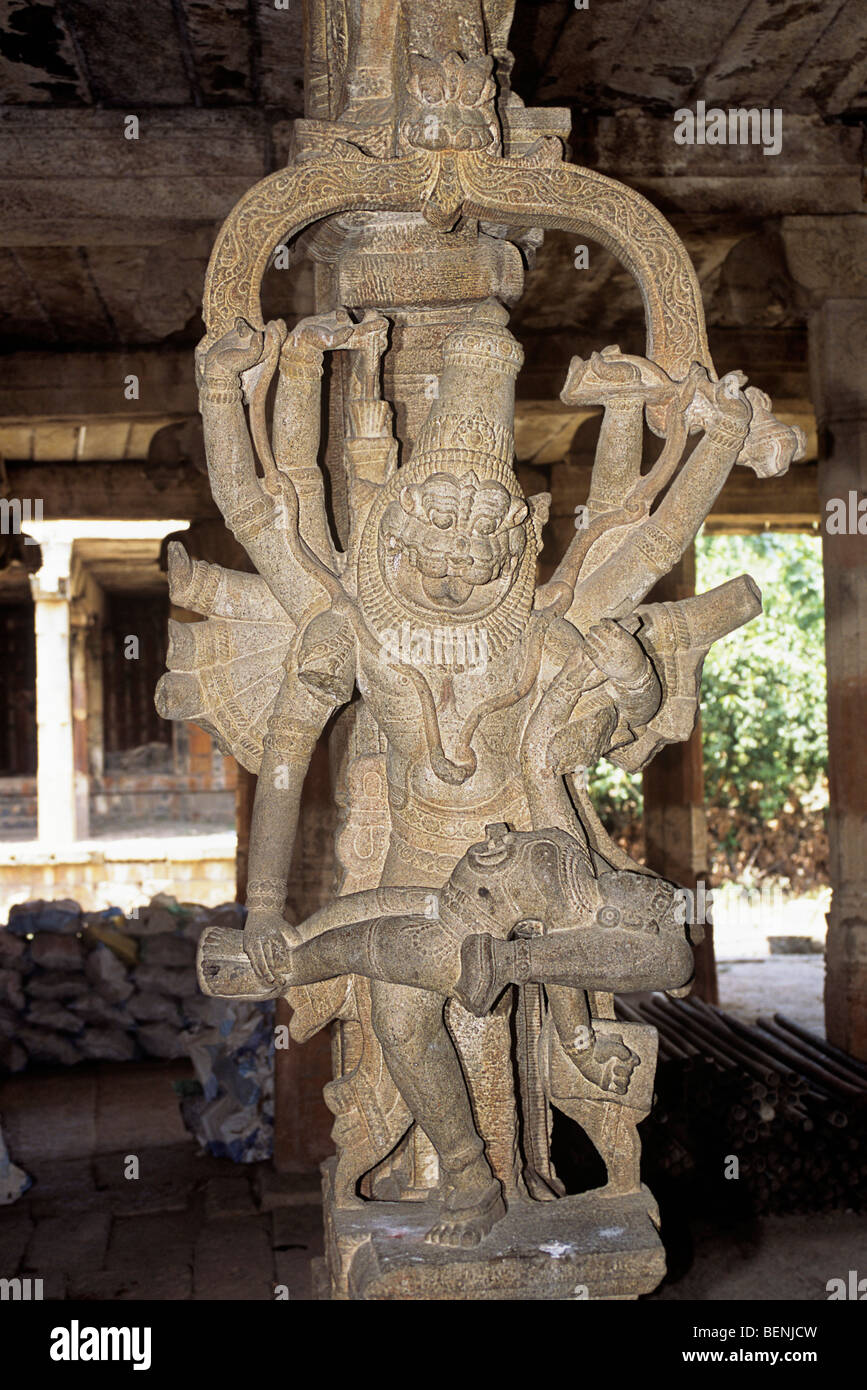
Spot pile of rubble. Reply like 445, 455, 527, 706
0, 894, 276, 1163
0, 894, 245, 1071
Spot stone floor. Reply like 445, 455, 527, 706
3, 1141, 864, 1300
0, 1143, 322, 1301
0, 955, 856, 1301
717, 955, 826, 1035
652, 1209, 867, 1302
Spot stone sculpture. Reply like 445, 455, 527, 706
156, 0, 804, 1298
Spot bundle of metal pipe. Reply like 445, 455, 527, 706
612, 995, 867, 1214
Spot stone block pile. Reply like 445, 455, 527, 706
0, 894, 247, 1073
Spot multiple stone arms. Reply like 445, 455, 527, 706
519, 615, 661, 841
196, 320, 284, 583
567, 373, 752, 630
196, 310, 375, 610
195, 307, 400, 981
271, 312, 355, 566
244, 665, 352, 981
547, 348, 805, 633
547, 620, 662, 773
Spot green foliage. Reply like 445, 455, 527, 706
592, 759, 643, 819
590, 532, 827, 822
695, 531, 827, 818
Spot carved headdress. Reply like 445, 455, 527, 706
357, 299, 544, 655
409, 298, 524, 492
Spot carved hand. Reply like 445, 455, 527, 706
548, 704, 618, 775
560, 345, 672, 408
737, 386, 806, 478
584, 619, 648, 684
685, 370, 751, 437
595, 1036, 639, 1094
197, 317, 265, 387
345, 309, 389, 357
288, 309, 355, 355
243, 909, 298, 986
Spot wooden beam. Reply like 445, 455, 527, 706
705, 462, 820, 531
0, 351, 196, 420
4, 460, 217, 521
0, 109, 270, 246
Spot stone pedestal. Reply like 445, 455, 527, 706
320, 1159, 664, 1300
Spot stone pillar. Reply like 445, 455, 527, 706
809, 298, 867, 1059
642, 546, 718, 1003
85, 616, 105, 816
69, 616, 90, 840
28, 535, 82, 844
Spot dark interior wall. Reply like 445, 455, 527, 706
101, 593, 169, 753
0, 600, 36, 775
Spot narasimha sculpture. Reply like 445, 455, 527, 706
156, 0, 804, 1299
159, 300, 799, 1250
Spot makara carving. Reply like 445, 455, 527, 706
156, 0, 804, 1295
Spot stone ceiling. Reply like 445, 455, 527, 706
3, 0, 863, 116
0, 0, 862, 350
0, 0, 863, 478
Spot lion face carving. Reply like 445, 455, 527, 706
379, 469, 529, 613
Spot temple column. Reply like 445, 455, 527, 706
642, 545, 718, 1003
27, 534, 82, 844
809, 298, 867, 1058
69, 614, 90, 840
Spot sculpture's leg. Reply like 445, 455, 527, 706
325, 1031, 413, 1210
284, 914, 460, 995
446, 992, 525, 1199
457, 926, 694, 1014
369, 979, 505, 1248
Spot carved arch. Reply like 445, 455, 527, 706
201, 149, 712, 383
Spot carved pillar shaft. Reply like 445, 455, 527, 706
165, 0, 804, 1299
28, 537, 82, 844
809, 298, 867, 1058
70, 619, 90, 841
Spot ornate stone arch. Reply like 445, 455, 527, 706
201, 148, 712, 384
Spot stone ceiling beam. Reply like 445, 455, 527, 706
570, 111, 863, 218
1, 107, 862, 248
0, 350, 196, 420
3, 461, 217, 522
0, 108, 281, 246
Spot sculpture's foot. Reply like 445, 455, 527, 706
582, 1181, 660, 1231
333, 1185, 365, 1211
563, 1032, 639, 1094
424, 1175, 506, 1249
